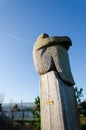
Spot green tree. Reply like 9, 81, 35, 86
31, 96, 40, 130
74, 86, 86, 117
74, 86, 83, 104
0, 93, 4, 112
80, 100, 86, 117
0, 103, 2, 112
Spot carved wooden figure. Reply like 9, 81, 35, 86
33, 33, 81, 130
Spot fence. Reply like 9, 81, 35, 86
0, 110, 33, 120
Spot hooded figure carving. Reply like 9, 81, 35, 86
33, 33, 75, 86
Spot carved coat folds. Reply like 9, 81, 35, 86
33, 33, 75, 86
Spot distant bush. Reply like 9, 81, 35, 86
0, 118, 36, 130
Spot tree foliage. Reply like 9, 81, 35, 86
0, 103, 2, 112
0, 93, 4, 112
80, 100, 86, 117
74, 86, 86, 117
31, 96, 40, 130
74, 86, 83, 104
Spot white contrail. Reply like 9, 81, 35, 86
8, 34, 31, 44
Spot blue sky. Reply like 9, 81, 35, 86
0, 0, 86, 103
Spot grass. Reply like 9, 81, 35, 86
80, 115, 86, 125
80, 115, 86, 130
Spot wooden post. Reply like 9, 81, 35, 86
40, 71, 81, 130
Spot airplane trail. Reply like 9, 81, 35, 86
8, 34, 31, 44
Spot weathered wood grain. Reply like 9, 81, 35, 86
40, 71, 81, 130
